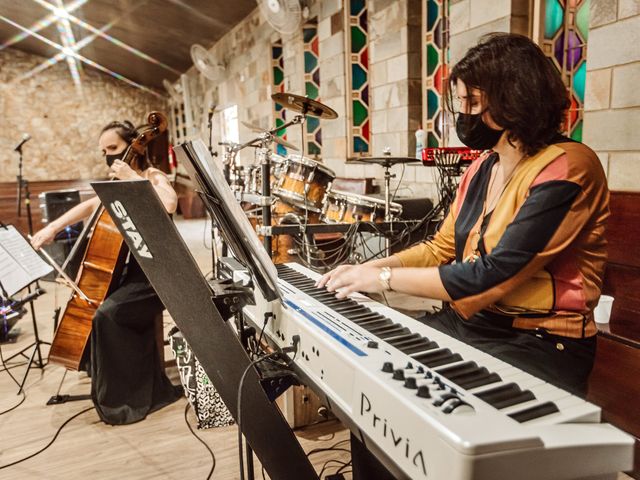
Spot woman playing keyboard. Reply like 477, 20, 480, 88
319, 32, 608, 480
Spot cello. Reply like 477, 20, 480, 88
48, 112, 168, 370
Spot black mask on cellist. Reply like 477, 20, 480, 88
456, 112, 505, 150
105, 151, 125, 167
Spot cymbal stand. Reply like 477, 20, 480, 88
256, 135, 275, 256
381, 150, 395, 257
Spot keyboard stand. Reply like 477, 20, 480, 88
92, 180, 318, 480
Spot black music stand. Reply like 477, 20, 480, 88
91, 179, 318, 480
0, 224, 52, 394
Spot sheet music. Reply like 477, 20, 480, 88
0, 226, 53, 297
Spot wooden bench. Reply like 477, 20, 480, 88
587, 191, 640, 479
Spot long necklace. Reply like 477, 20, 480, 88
465, 157, 524, 263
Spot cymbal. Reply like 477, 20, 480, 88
347, 156, 420, 167
241, 120, 266, 132
241, 121, 298, 151
271, 93, 338, 119
273, 136, 298, 151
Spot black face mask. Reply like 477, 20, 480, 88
456, 113, 504, 150
105, 151, 125, 167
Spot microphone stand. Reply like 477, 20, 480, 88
16, 144, 24, 218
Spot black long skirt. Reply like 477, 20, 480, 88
90, 261, 181, 425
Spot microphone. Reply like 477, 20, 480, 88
14, 133, 31, 152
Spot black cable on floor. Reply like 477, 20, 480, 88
0, 406, 93, 470
184, 402, 216, 480
0, 343, 26, 416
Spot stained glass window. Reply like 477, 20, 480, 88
271, 39, 287, 156
303, 20, 322, 157
541, 0, 589, 141
345, 0, 370, 156
423, 0, 450, 148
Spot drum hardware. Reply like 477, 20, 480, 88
236, 192, 273, 207
240, 121, 300, 152
346, 152, 418, 256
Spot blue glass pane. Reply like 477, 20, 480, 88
573, 60, 586, 103
354, 136, 369, 153
544, 0, 564, 39
351, 0, 365, 16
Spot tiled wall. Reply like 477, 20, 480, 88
583, 0, 640, 192
0, 48, 165, 182
181, 0, 639, 198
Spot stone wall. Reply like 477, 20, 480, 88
0, 48, 166, 182
583, 0, 640, 192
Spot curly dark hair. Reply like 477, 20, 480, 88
100, 120, 150, 171
447, 33, 570, 156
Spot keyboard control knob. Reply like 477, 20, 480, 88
381, 362, 394, 373
416, 366, 424, 374
443, 400, 475, 415
405, 361, 414, 369
404, 377, 418, 389
392, 369, 405, 381
416, 386, 431, 398
367, 341, 379, 349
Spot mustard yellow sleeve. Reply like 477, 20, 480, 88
393, 199, 457, 268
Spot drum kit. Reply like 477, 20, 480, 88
219, 92, 474, 268
216, 92, 413, 266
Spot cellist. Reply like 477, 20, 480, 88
31, 120, 182, 425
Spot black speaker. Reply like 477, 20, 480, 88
38, 190, 83, 280
38, 189, 83, 241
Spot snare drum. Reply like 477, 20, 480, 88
274, 155, 335, 212
321, 192, 402, 223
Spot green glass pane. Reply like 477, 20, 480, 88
350, 0, 365, 16
354, 136, 369, 153
306, 116, 320, 132
305, 82, 319, 99
427, 132, 440, 148
308, 142, 321, 155
427, 44, 439, 76
275, 118, 284, 127
353, 100, 368, 126
571, 119, 583, 141
304, 51, 318, 73
303, 27, 316, 44
427, 90, 439, 120
544, 0, 564, 39
352, 64, 367, 90
576, 0, 590, 41
427, 0, 439, 32
273, 67, 283, 85
351, 26, 367, 53
573, 60, 586, 103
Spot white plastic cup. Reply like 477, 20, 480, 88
594, 295, 614, 324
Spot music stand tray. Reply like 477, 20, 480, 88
92, 180, 318, 480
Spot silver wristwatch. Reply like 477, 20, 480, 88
379, 267, 392, 291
